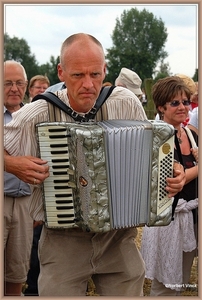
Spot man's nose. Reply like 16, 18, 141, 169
10, 83, 18, 91
82, 76, 93, 89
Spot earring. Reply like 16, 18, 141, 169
160, 111, 164, 120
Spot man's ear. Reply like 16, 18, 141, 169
103, 63, 107, 80
57, 63, 64, 81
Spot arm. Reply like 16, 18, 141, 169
4, 150, 49, 184
185, 165, 198, 185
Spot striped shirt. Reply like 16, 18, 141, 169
4, 86, 147, 221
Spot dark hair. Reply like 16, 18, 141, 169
152, 76, 191, 116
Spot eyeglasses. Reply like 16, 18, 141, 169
168, 99, 191, 107
4, 81, 27, 88
32, 86, 47, 90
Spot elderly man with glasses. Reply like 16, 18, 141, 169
3, 60, 48, 296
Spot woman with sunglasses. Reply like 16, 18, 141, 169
141, 76, 198, 296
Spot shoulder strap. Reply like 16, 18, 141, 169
184, 127, 197, 148
95, 85, 116, 121
94, 85, 115, 111
32, 91, 74, 117
32, 86, 116, 122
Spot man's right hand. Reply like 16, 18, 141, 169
4, 154, 49, 184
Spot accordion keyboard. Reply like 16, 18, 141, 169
37, 125, 77, 228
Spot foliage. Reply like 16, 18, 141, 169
38, 55, 60, 85
192, 69, 198, 82
105, 8, 168, 85
4, 33, 40, 79
153, 59, 171, 82
4, 33, 59, 86
143, 78, 156, 119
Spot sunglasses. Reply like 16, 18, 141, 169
168, 99, 191, 107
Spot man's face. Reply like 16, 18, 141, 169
4, 64, 27, 111
58, 42, 106, 113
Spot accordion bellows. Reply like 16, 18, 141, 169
36, 120, 175, 232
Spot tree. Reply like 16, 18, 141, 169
38, 55, 60, 85
4, 33, 40, 79
105, 8, 168, 84
4, 33, 60, 87
153, 59, 171, 82
192, 69, 198, 82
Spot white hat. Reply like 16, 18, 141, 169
115, 67, 143, 95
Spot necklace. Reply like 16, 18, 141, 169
177, 129, 183, 144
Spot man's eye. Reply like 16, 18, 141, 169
73, 74, 82, 78
92, 73, 100, 77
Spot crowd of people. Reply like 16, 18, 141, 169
4, 32, 198, 296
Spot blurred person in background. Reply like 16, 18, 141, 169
28, 75, 50, 102
187, 81, 198, 135
187, 107, 198, 135
46, 81, 66, 92
102, 81, 112, 87
176, 74, 197, 127
115, 67, 143, 101
190, 82, 198, 111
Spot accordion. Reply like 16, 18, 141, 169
36, 120, 175, 232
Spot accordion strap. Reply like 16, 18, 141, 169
32, 86, 115, 122
172, 131, 184, 220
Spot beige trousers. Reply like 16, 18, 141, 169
4, 196, 33, 283
38, 226, 145, 296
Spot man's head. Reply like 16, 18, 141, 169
115, 68, 143, 96
28, 75, 50, 100
4, 60, 28, 112
57, 33, 107, 113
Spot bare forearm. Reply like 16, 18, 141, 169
185, 165, 198, 184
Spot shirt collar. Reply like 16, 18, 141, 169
4, 102, 24, 114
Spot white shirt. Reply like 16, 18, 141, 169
188, 107, 198, 130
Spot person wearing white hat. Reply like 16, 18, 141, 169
115, 67, 143, 96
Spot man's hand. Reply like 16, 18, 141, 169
166, 162, 186, 198
4, 154, 49, 184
